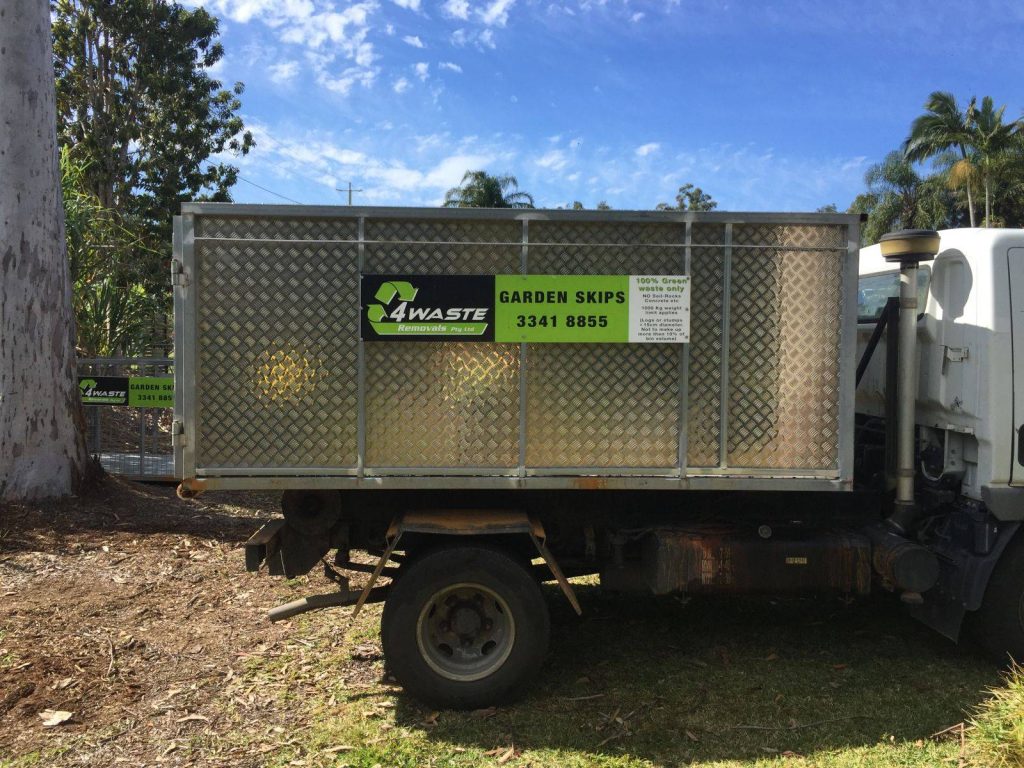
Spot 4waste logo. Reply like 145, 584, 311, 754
361, 275, 495, 341
78, 377, 129, 405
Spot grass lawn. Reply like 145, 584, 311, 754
0, 480, 1016, 767
238, 582, 1002, 768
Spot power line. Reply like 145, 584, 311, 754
237, 175, 303, 205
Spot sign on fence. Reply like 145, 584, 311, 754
79, 376, 173, 407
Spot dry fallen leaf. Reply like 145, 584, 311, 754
176, 714, 210, 723
497, 746, 516, 764
324, 745, 355, 753
39, 709, 74, 727
422, 711, 440, 726
685, 730, 699, 742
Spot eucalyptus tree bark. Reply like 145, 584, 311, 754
1, 0, 89, 499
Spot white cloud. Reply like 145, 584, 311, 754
267, 60, 299, 83
478, 28, 496, 48
630, 11, 644, 22
442, 0, 470, 19
403, 34, 426, 47
422, 153, 496, 188
479, 0, 515, 26
414, 62, 430, 80
385, 22, 395, 34
393, 77, 411, 93
308, 52, 378, 94
451, 28, 468, 45
391, 0, 421, 8
198, 0, 380, 95
535, 149, 567, 171
635, 142, 660, 157
438, 61, 463, 73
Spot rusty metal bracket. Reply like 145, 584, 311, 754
350, 510, 582, 618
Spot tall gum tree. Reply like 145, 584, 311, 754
1, 0, 89, 499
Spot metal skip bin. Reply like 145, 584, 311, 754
173, 206, 859, 492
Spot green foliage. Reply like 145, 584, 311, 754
74, 279, 156, 358
900, 91, 1024, 231
60, 147, 157, 357
443, 171, 534, 208
849, 151, 959, 245
657, 183, 718, 211
52, 0, 253, 292
964, 662, 1024, 767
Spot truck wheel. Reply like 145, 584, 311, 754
381, 544, 550, 709
973, 533, 1024, 662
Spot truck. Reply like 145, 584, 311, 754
171, 204, 1024, 709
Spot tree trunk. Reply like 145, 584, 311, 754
1, 0, 89, 499
984, 174, 991, 227
958, 146, 976, 228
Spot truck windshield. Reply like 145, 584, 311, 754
857, 267, 931, 322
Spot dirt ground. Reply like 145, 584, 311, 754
0, 477, 1007, 768
0, 477, 377, 767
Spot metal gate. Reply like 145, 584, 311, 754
79, 357, 175, 481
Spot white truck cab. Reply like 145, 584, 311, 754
859, 228, 1024, 520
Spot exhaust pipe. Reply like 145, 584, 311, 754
866, 230, 941, 598
877, 229, 940, 533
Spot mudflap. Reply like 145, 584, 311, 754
245, 519, 332, 578
909, 509, 1020, 641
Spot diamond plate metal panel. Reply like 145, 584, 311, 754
362, 219, 520, 467
733, 223, 846, 250
727, 246, 844, 468
527, 344, 679, 467
195, 216, 359, 241
527, 221, 683, 276
195, 241, 359, 468
366, 218, 520, 244
686, 245, 724, 467
691, 223, 725, 246
365, 243, 520, 275
365, 342, 520, 467
531, 220, 685, 245
524, 221, 683, 468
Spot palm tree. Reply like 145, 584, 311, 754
442, 171, 534, 208
851, 151, 955, 244
904, 91, 978, 227
969, 96, 1022, 226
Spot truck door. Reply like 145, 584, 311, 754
1011, 247, 1024, 486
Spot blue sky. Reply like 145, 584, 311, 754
187, 0, 1024, 211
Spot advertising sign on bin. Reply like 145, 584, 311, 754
360, 274, 690, 343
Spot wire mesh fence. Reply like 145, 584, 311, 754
78, 358, 175, 481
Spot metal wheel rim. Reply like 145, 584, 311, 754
415, 582, 516, 682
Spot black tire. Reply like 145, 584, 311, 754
281, 489, 341, 537
381, 544, 550, 709
973, 532, 1024, 662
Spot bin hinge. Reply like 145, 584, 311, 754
171, 419, 185, 447
171, 259, 189, 287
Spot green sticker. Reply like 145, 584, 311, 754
128, 377, 174, 407
494, 275, 630, 342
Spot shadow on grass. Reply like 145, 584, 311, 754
394, 584, 1001, 765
